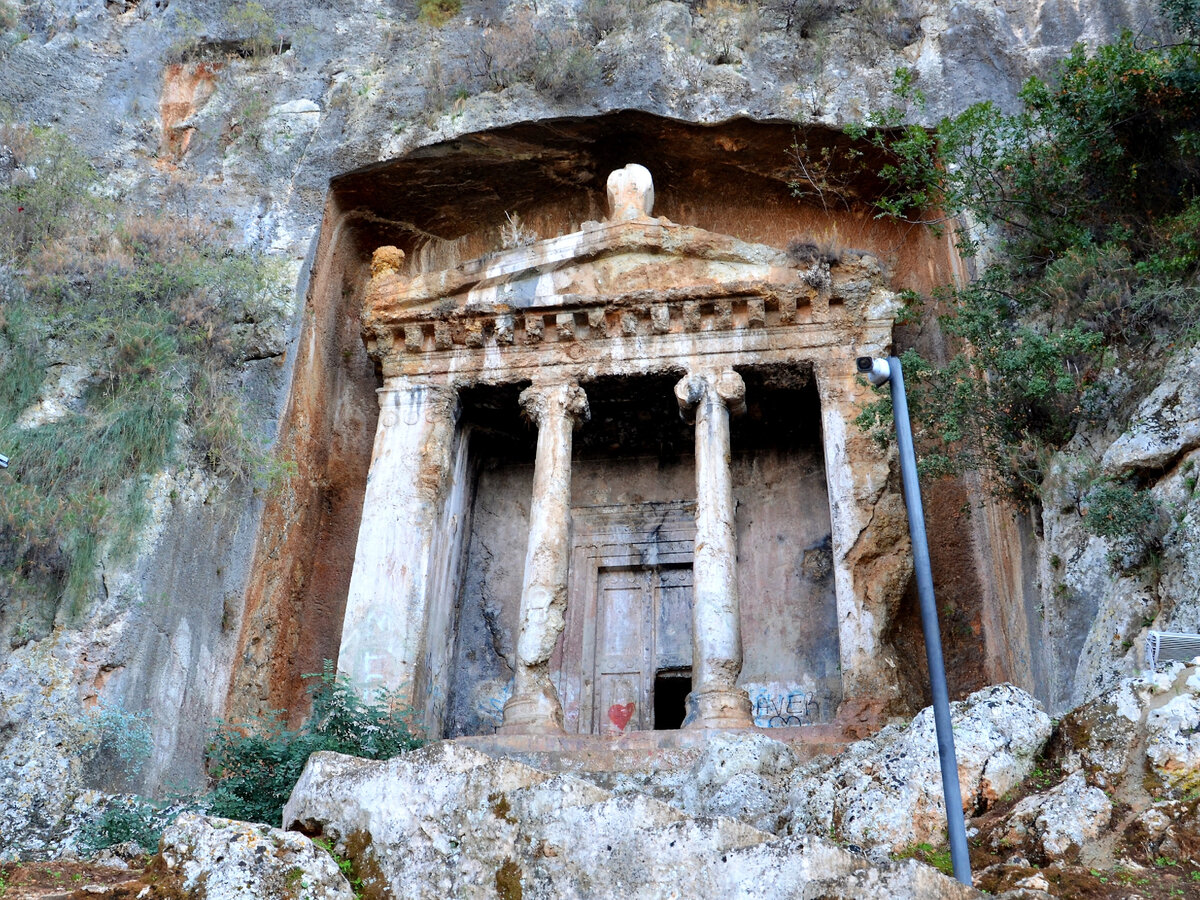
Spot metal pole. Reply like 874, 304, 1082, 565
886, 355, 972, 885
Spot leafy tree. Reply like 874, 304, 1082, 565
844, 22, 1200, 506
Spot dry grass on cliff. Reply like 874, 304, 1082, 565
0, 122, 290, 633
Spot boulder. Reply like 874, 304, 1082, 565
991, 771, 1112, 862
786, 684, 1052, 857
158, 813, 354, 900
282, 741, 985, 899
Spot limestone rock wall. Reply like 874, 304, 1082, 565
1030, 348, 1200, 714
0, 0, 1169, 855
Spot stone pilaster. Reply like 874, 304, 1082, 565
814, 362, 910, 724
675, 369, 754, 728
500, 381, 591, 734
338, 377, 460, 710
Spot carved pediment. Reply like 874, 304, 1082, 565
361, 166, 899, 368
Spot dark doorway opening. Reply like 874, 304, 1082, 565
653, 670, 690, 730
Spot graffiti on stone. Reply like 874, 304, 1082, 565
743, 681, 821, 727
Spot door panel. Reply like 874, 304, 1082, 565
594, 569, 649, 734
590, 565, 693, 733
655, 567, 693, 672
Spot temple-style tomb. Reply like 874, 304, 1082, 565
336, 164, 913, 741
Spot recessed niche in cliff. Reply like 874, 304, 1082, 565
225, 111, 986, 727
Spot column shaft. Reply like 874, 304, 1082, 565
338, 377, 460, 712
500, 381, 589, 734
677, 370, 753, 728
815, 363, 909, 723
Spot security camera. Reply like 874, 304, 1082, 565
856, 357, 892, 387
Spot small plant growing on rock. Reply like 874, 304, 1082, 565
1081, 477, 1164, 569
500, 211, 537, 249
224, 2, 284, 59
418, 0, 461, 27
0, 1, 19, 32
0, 123, 292, 623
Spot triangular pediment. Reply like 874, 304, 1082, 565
360, 166, 899, 374
366, 217, 808, 325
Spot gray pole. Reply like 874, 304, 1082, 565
887, 356, 972, 886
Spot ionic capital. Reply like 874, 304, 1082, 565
519, 381, 590, 430
674, 369, 746, 422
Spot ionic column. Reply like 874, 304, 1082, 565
338, 377, 460, 709
675, 369, 754, 728
499, 381, 590, 734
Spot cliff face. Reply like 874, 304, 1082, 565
0, 0, 1174, 858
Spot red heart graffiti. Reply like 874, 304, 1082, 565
608, 702, 635, 731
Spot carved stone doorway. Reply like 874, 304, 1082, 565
554, 501, 696, 735
589, 564, 693, 734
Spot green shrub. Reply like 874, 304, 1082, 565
1162, 0, 1200, 39
475, 11, 599, 99
224, 1, 282, 58
1082, 477, 1163, 567
78, 797, 163, 855
79, 701, 155, 781
0, 1, 19, 32
206, 666, 423, 825
579, 0, 650, 39
847, 12, 1200, 502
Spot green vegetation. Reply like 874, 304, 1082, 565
314, 837, 366, 898
475, 10, 600, 100
894, 841, 954, 876
73, 670, 422, 851
842, 4, 1200, 517
0, 122, 289, 625
224, 1, 282, 59
417, 0, 461, 27
1081, 477, 1164, 567
78, 797, 163, 855
206, 666, 423, 825
80, 702, 154, 780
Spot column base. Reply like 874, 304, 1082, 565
683, 687, 753, 729
497, 687, 565, 735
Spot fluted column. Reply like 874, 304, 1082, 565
500, 381, 590, 734
675, 369, 754, 728
338, 377, 461, 710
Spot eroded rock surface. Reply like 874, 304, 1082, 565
786, 684, 1052, 857
158, 813, 354, 900
990, 771, 1112, 863
282, 741, 983, 899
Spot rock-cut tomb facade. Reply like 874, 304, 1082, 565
338, 164, 910, 742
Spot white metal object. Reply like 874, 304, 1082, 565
1145, 631, 1200, 669
855, 356, 892, 386
0, 453, 8, 468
